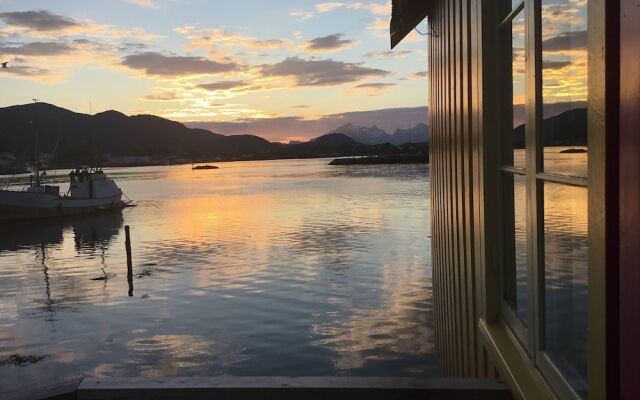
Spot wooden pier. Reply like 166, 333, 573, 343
6, 377, 511, 400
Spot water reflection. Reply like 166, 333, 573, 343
0, 160, 435, 393
0, 211, 124, 321
0, 211, 123, 254
544, 183, 588, 397
510, 150, 588, 395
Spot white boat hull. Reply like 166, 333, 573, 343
0, 190, 124, 222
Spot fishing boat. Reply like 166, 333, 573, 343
0, 167, 127, 222
0, 101, 128, 221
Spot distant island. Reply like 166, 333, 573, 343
329, 143, 428, 165
559, 148, 587, 154
513, 108, 587, 148
0, 103, 430, 174
192, 164, 219, 170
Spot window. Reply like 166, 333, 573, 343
498, 0, 589, 398
498, 0, 529, 346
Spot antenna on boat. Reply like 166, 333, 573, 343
32, 98, 40, 187
89, 101, 99, 169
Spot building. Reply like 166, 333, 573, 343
391, 0, 639, 399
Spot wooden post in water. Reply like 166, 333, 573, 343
125, 225, 133, 296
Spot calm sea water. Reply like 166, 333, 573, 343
0, 159, 437, 393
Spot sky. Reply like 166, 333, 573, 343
0, 0, 430, 142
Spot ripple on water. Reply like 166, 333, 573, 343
0, 160, 437, 392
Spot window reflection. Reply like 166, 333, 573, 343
503, 173, 528, 325
541, 0, 588, 177
512, 10, 526, 168
543, 182, 588, 398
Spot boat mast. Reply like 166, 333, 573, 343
90, 101, 98, 170
32, 98, 40, 187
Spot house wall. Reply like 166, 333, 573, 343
428, 0, 622, 398
428, 0, 497, 379
619, 0, 640, 397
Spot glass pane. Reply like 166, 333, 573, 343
500, 0, 525, 19
541, 0, 588, 177
543, 182, 588, 398
512, 10, 526, 168
502, 173, 528, 325
500, 5, 526, 168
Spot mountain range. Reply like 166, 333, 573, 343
0, 103, 428, 168
0, 102, 585, 169
513, 107, 587, 148
327, 122, 429, 145
0, 103, 272, 163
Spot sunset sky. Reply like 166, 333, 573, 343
0, 0, 587, 143
0, 0, 429, 142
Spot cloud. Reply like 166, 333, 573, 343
174, 25, 288, 56
198, 80, 248, 91
291, 105, 309, 108
303, 33, 354, 52
543, 60, 572, 70
0, 10, 160, 41
142, 92, 181, 101
119, 42, 148, 51
289, 11, 314, 20
410, 70, 428, 79
250, 39, 287, 49
353, 82, 396, 89
292, 2, 389, 21
0, 37, 119, 83
316, 2, 390, 15
124, 0, 157, 8
120, 52, 239, 77
365, 50, 412, 58
0, 10, 79, 31
0, 41, 72, 56
1, 64, 50, 77
352, 82, 397, 95
541, 4, 585, 28
316, 2, 345, 12
260, 57, 390, 87
542, 30, 587, 52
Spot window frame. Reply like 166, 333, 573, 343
495, 0, 592, 399
497, 0, 532, 356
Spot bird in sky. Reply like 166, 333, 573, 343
1, 62, 7, 69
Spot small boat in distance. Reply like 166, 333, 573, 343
0, 168, 127, 222
192, 163, 219, 170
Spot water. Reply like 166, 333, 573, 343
0, 159, 437, 393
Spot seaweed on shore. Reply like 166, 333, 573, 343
0, 354, 49, 367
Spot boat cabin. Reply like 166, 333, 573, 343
69, 168, 121, 199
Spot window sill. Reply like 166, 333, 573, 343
479, 318, 556, 400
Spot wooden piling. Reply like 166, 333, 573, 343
125, 225, 133, 296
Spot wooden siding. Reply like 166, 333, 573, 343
619, 0, 640, 397
428, 0, 493, 379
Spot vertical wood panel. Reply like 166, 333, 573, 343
471, 0, 490, 377
429, 0, 488, 378
618, 0, 639, 397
